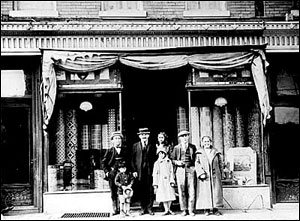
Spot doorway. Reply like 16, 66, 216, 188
1, 104, 33, 206
121, 65, 189, 147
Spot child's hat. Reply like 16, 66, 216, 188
156, 146, 167, 155
123, 187, 133, 198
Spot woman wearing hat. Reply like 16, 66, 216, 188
152, 147, 176, 216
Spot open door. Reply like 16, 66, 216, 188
1, 103, 33, 207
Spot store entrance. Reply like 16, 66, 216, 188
122, 66, 188, 147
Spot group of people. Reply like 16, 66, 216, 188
101, 127, 224, 217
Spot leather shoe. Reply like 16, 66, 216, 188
148, 209, 154, 215
139, 210, 146, 215
214, 210, 222, 216
189, 211, 195, 216
181, 211, 187, 216
169, 210, 175, 215
204, 210, 210, 216
162, 211, 169, 216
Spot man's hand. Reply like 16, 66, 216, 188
153, 185, 158, 194
133, 172, 138, 178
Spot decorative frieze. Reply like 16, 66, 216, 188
1, 21, 298, 53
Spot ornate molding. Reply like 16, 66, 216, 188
1, 21, 298, 54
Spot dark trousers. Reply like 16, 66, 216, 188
136, 168, 154, 212
108, 177, 119, 213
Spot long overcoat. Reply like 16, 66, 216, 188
195, 148, 224, 209
131, 141, 156, 181
152, 157, 176, 203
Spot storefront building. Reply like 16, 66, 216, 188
1, 1, 299, 214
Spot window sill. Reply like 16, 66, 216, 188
9, 10, 59, 17
183, 10, 230, 18
99, 10, 147, 19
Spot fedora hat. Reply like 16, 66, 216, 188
110, 131, 123, 140
178, 130, 190, 137
137, 127, 150, 135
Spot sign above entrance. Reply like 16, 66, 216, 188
55, 67, 122, 93
188, 68, 254, 89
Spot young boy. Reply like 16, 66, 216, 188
114, 161, 134, 217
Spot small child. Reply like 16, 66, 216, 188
114, 161, 134, 217
152, 147, 176, 216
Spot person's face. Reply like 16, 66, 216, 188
112, 136, 122, 147
139, 133, 149, 142
158, 134, 165, 144
202, 137, 212, 149
179, 134, 189, 144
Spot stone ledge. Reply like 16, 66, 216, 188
223, 184, 271, 210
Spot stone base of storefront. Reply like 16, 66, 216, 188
223, 184, 271, 210
43, 189, 112, 214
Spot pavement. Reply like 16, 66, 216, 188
1, 203, 299, 220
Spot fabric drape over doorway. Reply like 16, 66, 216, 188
41, 45, 272, 129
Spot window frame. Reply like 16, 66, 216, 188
183, 1, 230, 18
9, 1, 58, 17
99, 1, 146, 19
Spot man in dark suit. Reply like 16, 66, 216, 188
102, 131, 128, 216
131, 128, 156, 216
171, 130, 197, 216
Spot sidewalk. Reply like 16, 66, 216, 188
2, 203, 299, 220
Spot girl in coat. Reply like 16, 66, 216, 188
195, 136, 224, 216
152, 147, 176, 216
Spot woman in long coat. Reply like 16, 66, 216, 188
152, 147, 176, 215
195, 136, 224, 216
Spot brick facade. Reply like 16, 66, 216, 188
1, 1, 296, 19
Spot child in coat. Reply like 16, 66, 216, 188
114, 161, 134, 217
152, 147, 176, 216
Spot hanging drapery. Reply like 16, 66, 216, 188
212, 106, 224, 155
235, 105, 246, 147
199, 106, 213, 139
55, 109, 66, 165
223, 105, 236, 161
41, 45, 272, 128
191, 107, 200, 148
65, 109, 78, 187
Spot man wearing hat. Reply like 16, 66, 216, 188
130, 128, 156, 216
171, 130, 197, 216
102, 131, 128, 216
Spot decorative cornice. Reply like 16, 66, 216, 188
2, 21, 298, 32
1, 21, 298, 54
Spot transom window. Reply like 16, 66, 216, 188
184, 1, 230, 18
99, 1, 146, 18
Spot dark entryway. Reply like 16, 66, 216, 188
271, 123, 299, 203
1, 104, 33, 206
121, 65, 189, 148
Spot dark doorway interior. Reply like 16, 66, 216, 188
1, 105, 33, 206
271, 123, 299, 203
121, 65, 188, 147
